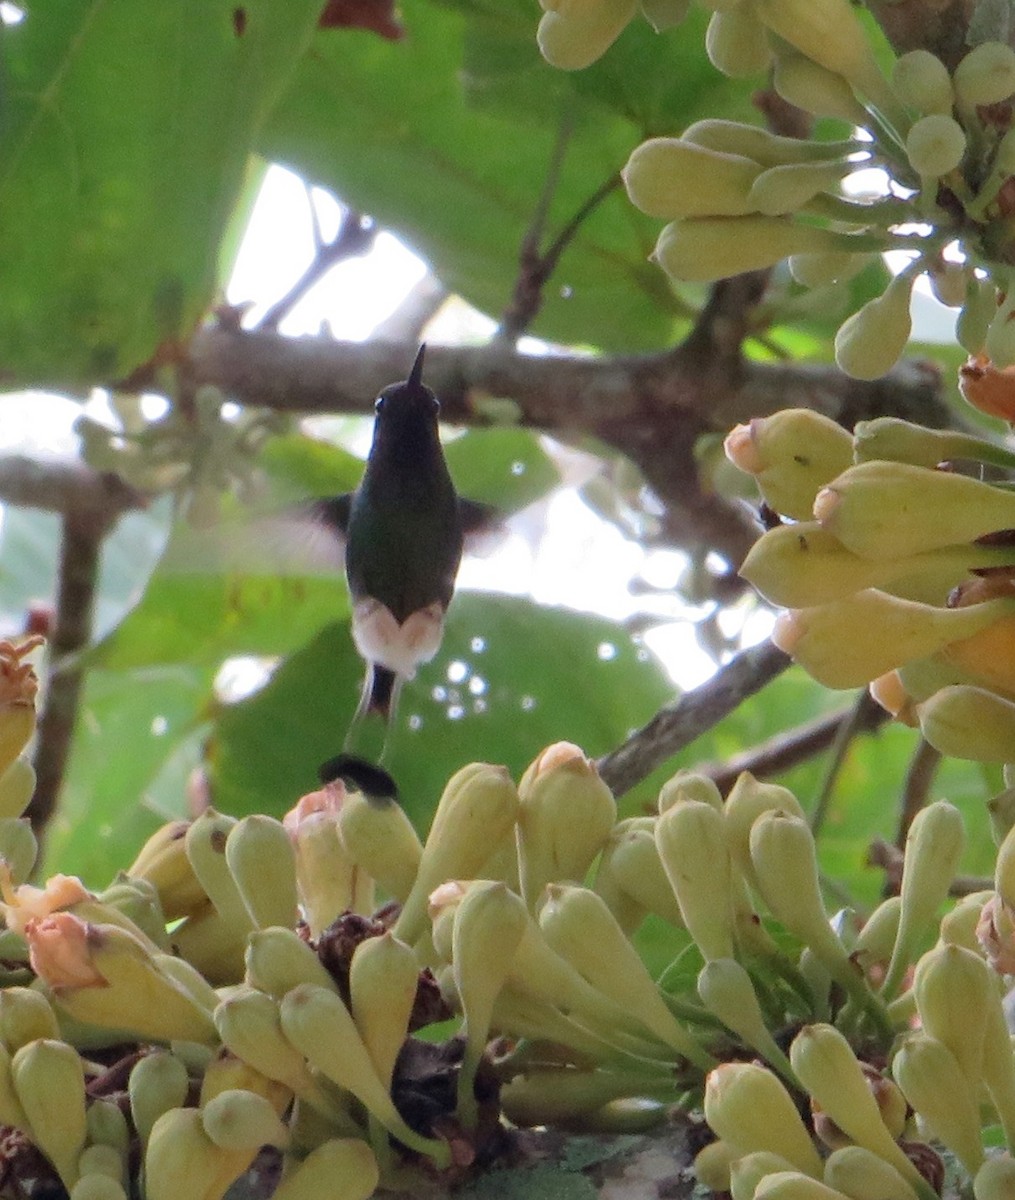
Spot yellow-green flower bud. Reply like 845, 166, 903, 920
640, 0, 690, 32
722, 772, 803, 894
243, 926, 338, 999
0, 757, 35, 823
349, 932, 419, 1092
224, 815, 299, 932
0, 986, 58, 1052
918, 684, 1015, 762
516, 742, 616, 911
706, 7, 772, 77
954, 41, 1015, 107
852, 895, 901, 980
540, 883, 715, 1068
393, 761, 519, 944
853, 417, 1012, 470
200, 1088, 290, 1152
723, 408, 854, 521
683, 119, 862, 168
878, 800, 965, 999
996, 820, 1015, 908
789, 251, 875, 287
773, 589, 1015, 689
974, 1155, 1015, 1200
270, 1138, 379, 1200
938, 888, 993, 952
623, 138, 761, 219
128, 1051, 190, 1151
748, 162, 852, 216
773, 51, 870, 124
12, 1038, 87, 1190
658, 771, 722, 813
816, 459, 1015, 559
695, 1139, 739, 1194
913, 943, 992, 1088
835, 271, 915, 380
697, 959, 795, 1079
754, 0, 903, 126
790, 1025, 929, 1193
730, 1152, 799, 1200
537, 0, 638, 70
958, 274, 998, 356
653, 216, 876, 284
655, 800, 735, 961
754, 1174, 854, 1200
892, 49, 954, 116
985, 298, 1015, 370
892, 1033, 984, 1177
704, 1061, 824, 1176
604, 824, 685, 927
823, 1146, 920, 1200
906, 115, 966, 177
336, 786, 423, 905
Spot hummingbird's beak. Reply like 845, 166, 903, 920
408, 343, 426, 389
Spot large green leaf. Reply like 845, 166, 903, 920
43, 665, 213, 883
209, 592, 673, 827
0, 0, 322, 386
258, 0, 760, 351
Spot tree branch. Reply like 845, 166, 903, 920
596, 640, 792, 796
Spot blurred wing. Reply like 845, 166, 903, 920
459, 496, 505, 559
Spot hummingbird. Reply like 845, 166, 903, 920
313, 345, 490, 770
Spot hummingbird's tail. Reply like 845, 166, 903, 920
343, 664, 403, 762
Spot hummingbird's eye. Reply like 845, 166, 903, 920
374, 397, 385, 414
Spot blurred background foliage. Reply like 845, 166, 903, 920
0, 0, 995, 910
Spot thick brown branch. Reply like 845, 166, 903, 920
596, 639, 792, 796
0, 456, 143, 520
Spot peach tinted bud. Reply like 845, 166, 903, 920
771, 611, 805, 656
960, 354, 1015, 423
869, 671, 918, 726
26, 913, 105, 989
282, 783, 346, 838
977, 894, 1015, 974
724, 423, 764, 475
0, 873, 90, 937
533, 742, 587, 775
427, 880, 468, 921
0, 637, 44, 708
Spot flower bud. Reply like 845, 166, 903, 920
350, 932, 419, 1091
604, 825, 685, 927
906, 115, 966, 177
754, 0, 903, 125
722, 772, 803, 893
640, 0, 689, 32
790, 1025, 927, 1191
270, 1138, 379, 1200
917, 684, 1015, 762
516, 743, 616, 911
706, 6, 772, 77
12, 1037, 87, 1189
789, 251, 874, 287
284, 787, 372, 935
754, 1174, 855, 1200
537, 0, 638, 70
704, 1062, 824, 1176
336, 785, 423, 905
540, 883, 714, 1068
695, 1139, 739, 1194
697, 958, 794, 1078
892, 49, 954, 116
881, 800, 965, 999
748, 161, 853, 216
773, 51, 869, 124
684, 119, 862, 168
773, 589, 1015, 689
724, 408, 853, 521
958, 276, 998, 357
658, 771, 722, 812
974, 1155, 1015, 1200
200, 1088, 290, 1152
852, 417, 1015, 471
393, 762, 519, 945
623, 138, 762, 220
954, 41, 1015, 107
834, 271, 915, 380
823, 1146, 920, 1200
730, 1152, 798, 1200
655, 800, 734, 961
224, 815, 299, 931
913, 943, 992, 1088
0, 639, 42, 782
816, 459, 1015, 558
0, 986, 58, 1051
653, 216, 874, 284
892, 1033, 985, 1176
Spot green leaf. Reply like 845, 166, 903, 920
89, 521, 349, 670
209, 592, 672, 828
43, 665, 213, 883
0, 0, 323, 386
444, 426, 560, 511
260, 0, 707, 352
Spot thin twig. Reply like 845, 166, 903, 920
893, 737, 942, 851
257, 206, 376, 332
810, 690, 883, 837
596, 640, 792, 796
698, 701, 890, 793
26, 512, 110, 845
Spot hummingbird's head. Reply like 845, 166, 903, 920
372, 344, 440, 437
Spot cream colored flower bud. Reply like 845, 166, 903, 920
623, 138, 761, 219
892, 50, 954, 115
684, 120, 862, 168
954, 41, 1015, 107
748, 162, 852, 216
906, 115, 966, 177
834, 271, 915, 380
537, 0, 639, 70
640, 0, 690, 32
892, 1033, 984, 1176
789, 251, 874, 288
918, 685, 1015, 763
653, 216, 875, 284
773, 51, 869, 124
706, 7, 772, 77
974, 1155, 1015, 1200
